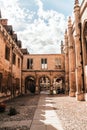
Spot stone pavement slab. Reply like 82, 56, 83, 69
0, 94, 87, 130
30, 124, 46, 130
30, 94, 64, 130
0, 120, 32, 128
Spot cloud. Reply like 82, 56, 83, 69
0, 0, 67, 54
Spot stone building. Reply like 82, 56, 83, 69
0, 12, 65, 97
64, 0, 87, 101
0, 15, 23, 97
0, 0, 87, 102
22, 54, 65, 94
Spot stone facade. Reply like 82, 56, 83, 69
64, 0, 87, 101
0, 17, 23, 98
0, 0, 87, 101
0, 13, 65, 97
22, 54, 65, 94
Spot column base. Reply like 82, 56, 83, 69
35, 85, 39, 94
76, 92, 85, 101
69, 91, 76, 97
85, 93, 87, 101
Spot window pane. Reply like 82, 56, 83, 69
27, 59, 29, 69
12, 53, 16, 65
45, 58, 47, 64
18, 58, 20, 68
5, 46, 10, 61
27, 58, 33, 69
41, 59, 43, 64
45, 64, 47, 69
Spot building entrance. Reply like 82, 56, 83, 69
25, 76, 36, 93
53, 78, 64, 94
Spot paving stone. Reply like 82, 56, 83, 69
0, 94, 87, 130
30, 125, 46, 130
0, 94, 40, 129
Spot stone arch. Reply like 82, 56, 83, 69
25, 75, 36, 93
52, 75, 65, 94
38, 75, 51, 92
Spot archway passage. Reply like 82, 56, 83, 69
53, 77, 65, 94
25, 76, 36, 93
39, 76, 51, 93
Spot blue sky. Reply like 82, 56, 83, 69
0, 0, 82, 54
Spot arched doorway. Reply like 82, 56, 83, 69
53, 77, 65, 94
39, 76, 51, 93
25, 76, 36, 93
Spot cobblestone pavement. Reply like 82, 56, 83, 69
0, 94, 87, 130
0, 94, 40, 130
49, 95, 87, 130
30, 94, 87, 130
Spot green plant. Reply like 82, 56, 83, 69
8, 107, 18, 116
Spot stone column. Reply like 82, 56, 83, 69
68, 17, 76, 97
20, 57, 23, 94
74, 0, 85, 100
64, 30, 69, 94
35, 73, 39, 94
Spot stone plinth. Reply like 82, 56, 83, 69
76, 92, 85, 101
69, 91, 76, 97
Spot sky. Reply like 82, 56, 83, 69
0, 0, 82, 54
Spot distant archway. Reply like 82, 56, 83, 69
53, 77, 65, 94
25, 76, 36, 93
39, 75, 51, 93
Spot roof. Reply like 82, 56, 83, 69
21, 48, 29, 55
3, 25, 13, 35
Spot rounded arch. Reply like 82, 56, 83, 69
52, 75, 65, 94
38, 75, 51, 92
25, 75, 36, 93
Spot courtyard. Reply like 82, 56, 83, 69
0, 93, 87, 130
